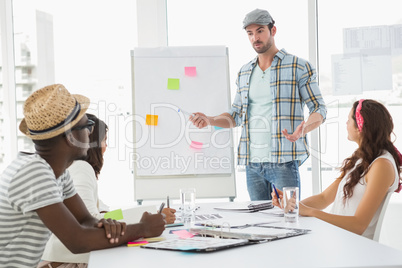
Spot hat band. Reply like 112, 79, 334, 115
28, 101, 81, 135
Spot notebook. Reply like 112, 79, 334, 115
141, 236, 249, 252
121, 205, 157, 224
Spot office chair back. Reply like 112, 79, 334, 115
372, 191, 393, 241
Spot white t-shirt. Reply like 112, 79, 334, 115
0, 152, 76, 268
42, 160, 107, 263
330, 151, 399, 239
248, 65, 273, 162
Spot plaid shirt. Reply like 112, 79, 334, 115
229, 49, 326, 166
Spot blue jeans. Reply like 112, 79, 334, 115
246, 161, 300, 201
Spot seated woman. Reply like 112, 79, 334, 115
39, 114, 176, 267
272, 99, 401, 239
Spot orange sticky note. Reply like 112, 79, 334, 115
185, 66, 197, 77
146, 114, 158, 126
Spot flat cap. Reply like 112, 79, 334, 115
243, 9, 273, 29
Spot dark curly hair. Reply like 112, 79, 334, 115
85, 113, 108, 178
339, 100, 401, 200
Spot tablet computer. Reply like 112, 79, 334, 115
141, 237, 249, 252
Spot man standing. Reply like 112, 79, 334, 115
0, 84, 165, 267
190, 9, 326, 200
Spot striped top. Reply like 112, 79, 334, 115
229, 49, 327, 165
0, 152, 76, 268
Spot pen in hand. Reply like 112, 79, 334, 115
167, 196, 170, 208
272, 184, 282, 209
158, 202, 165, 214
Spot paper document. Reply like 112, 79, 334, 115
195, 219, 280, 229
175, 213, 223, 223
214, 201, 273, 212
121, 205, 157, 224
192, 225, 310, 243
259, 207, 284, 217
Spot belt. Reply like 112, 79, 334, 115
48, 262, 64, 268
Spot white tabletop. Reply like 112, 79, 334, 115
88, 202, 402, 268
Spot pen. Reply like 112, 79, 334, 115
177, 108, 195, 118
272, 184, 282, 209
158, 202, 165, 214
167, 196, 170, 208
165, 223, 184, 228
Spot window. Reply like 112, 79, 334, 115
317, 0, 402, 248
167, 0, 312, 199
317, 0, 402, 195
10, 0, 138, 207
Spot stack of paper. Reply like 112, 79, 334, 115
214, 201, 273, 212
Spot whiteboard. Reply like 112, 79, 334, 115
131, 46, 236, 202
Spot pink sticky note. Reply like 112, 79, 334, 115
127, 240, 149, 247
128, 240, 148, 245
190, 141, 203, 150
185, 66, 197, 77
172, 230, 195, 239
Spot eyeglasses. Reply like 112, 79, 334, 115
71, 119, 95, 134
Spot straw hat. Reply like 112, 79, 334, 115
19, 84, 90, 140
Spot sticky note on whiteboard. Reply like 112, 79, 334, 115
190, 141, 203, 150
185, 66, 197, 77
167, 78, 180, 90
146, 114, 158, 126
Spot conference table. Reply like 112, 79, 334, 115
88, 202, 402, 268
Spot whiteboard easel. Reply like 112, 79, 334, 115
130, 46, 236, 204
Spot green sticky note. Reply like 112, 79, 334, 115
167, 78, 180, 90
104, 209, 123, 220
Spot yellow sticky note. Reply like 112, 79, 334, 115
146, 114, 158, 126
167, 78, 180, 90
144, 237, 166, 242
104, 209, 123, 220
127, 240, 149, 247
127, 243, 148, 247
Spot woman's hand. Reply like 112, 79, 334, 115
284, 195, 297, 213
162, 207, 177, 224
298, 201, 314, 217
139, 212, 166, 238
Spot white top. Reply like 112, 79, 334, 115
248, 65, 272, 162
42, 160, 108, 263
0, 153, 76, 268
330, 151, 399, 239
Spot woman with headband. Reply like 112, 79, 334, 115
272, 99, 402, 239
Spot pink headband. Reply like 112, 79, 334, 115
355, 99, 364, 132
